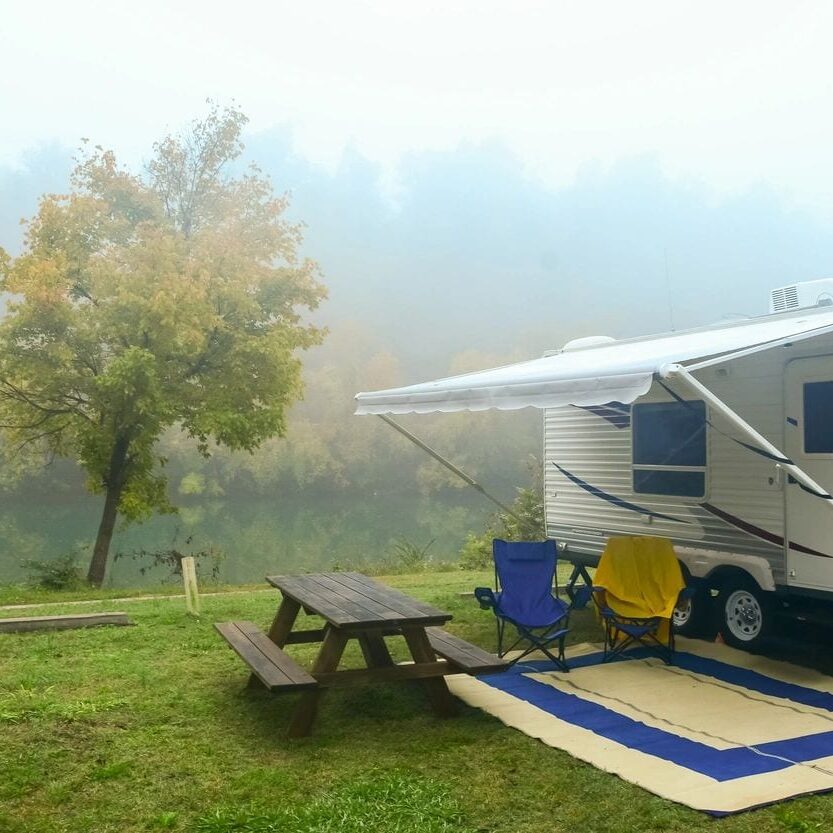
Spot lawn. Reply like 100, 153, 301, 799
0, 570, 828, 833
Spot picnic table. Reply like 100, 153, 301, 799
216, 571, 507, 737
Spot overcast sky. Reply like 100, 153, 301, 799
2, 1, 833, 213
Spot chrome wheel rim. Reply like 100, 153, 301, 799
725, 590, 763, 641
672, 598, 692, 628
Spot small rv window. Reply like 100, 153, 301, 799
632, 400, 707, 498
804, 381, 833, 454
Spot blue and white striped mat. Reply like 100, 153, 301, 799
447, 638, 833, 814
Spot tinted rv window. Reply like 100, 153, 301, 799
632, 400, 706, 497
633, 469, 706, 498
804, 381, 833, 454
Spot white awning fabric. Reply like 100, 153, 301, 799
355, 310, 833, 415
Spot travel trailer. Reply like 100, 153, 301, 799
356, 280, 833, 652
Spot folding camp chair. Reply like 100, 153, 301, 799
591, 536, 687, 665
593, 588, 674, 663
474, 539, 570, 671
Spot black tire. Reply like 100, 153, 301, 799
672, 585, 717, 640
717, 578, 772, 651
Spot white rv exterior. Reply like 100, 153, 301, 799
356, 279, 833, 650
544, 319, 833, 586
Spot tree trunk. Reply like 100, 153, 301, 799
87, 484, 122, 586
87, 437, 129, 587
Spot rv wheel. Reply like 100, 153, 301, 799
718, 580, 771, 651
672, 586, 716, 639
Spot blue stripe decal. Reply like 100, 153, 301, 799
575, 402, 632, 429
477, 650, 833, 782
787, 417, 799, 427
552, 462, 690, 525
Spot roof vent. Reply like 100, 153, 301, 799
770, 279, 833, 313
561, 335, 617, 352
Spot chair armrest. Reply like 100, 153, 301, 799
590, 586, 615, 617
590, 586, 607, 603
474, 587, 497, 610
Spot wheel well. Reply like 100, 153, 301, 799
703, 565, 760, 592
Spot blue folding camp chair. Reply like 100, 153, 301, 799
474, 539, 570, 671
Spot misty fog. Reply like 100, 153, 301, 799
4, 132, 830, 376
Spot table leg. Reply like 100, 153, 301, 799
287, 625, 348, 738
248, 596, 301, 690
401, 626, 457, 718
358, 633, 394, 668
267, 596, 301, 646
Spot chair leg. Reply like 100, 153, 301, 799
510, 626, 570, 672
601, 620, 674, 665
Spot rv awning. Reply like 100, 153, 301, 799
355, 310, 833, 415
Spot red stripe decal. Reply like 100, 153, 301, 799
701, 502, 832, 559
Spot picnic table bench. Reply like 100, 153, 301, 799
216, 571, 507, 737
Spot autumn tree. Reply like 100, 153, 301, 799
0, 105, 325, 585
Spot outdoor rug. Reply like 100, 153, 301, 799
446, 637, 833, 815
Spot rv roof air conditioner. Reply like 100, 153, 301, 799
770, 279, 833, 313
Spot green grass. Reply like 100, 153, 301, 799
0, 570, 829, 833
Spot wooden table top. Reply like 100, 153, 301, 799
265, 572, 452, 629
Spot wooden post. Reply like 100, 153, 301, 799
181, 556, 200, 616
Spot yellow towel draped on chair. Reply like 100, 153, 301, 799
593, 536, 686, 642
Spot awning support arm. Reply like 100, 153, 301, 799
660, 363, 833, 510
377, 414, 538, 534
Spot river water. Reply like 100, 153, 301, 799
0, 491, 492, 587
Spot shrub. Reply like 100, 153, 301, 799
390, 538, 435, 572
458, 532, 492, 570
22, 552, 85, 590
114, 533, 224, 582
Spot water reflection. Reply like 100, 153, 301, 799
0, 492, 491, 586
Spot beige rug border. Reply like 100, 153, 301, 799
448, 639, 833, 814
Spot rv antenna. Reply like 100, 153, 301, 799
664, 248, 676, 331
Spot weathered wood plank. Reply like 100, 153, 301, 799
315, 660, 450, 688
284, 628, 328, 644
266, 597, 301, 646
427, 628, 508, 675
319, 572, 415, 618
266, 573, 451, 628
325, 572, 450, 621
235, 622, 319, 687
358, 633, 394, 668
217, 622, 291, 689
401, 626, 457, 718
215, 621, 318, 692
311, 574, 404, 623
268, 575, 359, 627
282, 573, 403, 626
287, 626, 348, 738
427, 628, 497, 662
0, 612, 132, 633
